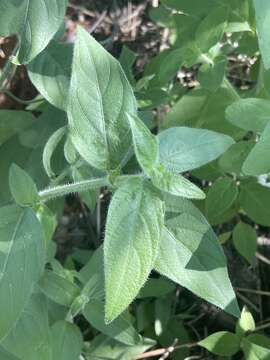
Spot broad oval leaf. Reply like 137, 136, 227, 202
199, 331, 240, 356
51, 320, 83, 360
158, 127, 234, 173
0, 205, 46, 339
0, 0, 68, 64
68, 26, 137, 171
239, 182, 270, 226
104, 178, 164, 322
233, 222, 257, 264
205, 177, 239, 224
28, 41, 73, 110
226, 98, 270, 132
2, 293, 52, 360
83, 300, 141, 346
242, 338, 270, 360
155, 199, 240, 318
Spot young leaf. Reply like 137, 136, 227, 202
205, 177, 238, 224
155, 205, 240, 318
104, 178, 164, 322
253, 0, 270, 70
226, 98, 270, 132
151, 165, 205, 199
243, 122, 270, 175
242, 338, 270, 360
1, 293, 52, 360
158, 127, 234, 173
51, 321, 83, 360
68, 26, 137, 170
83, 300, 141, 346
236, 306, 256, 336
128, 114, 158, 175
199, 331, 240, 356
239, 182, 270, 226
0, 205, 46, 339
28, 41, 73, 110
198, 56, 227, 92
0, 0, 68, 64
233, 222, 257, 264
9, 164, 39, 206
42, 126, 67, 178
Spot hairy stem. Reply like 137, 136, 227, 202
38, 177, 109, 203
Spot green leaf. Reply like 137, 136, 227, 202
199, 331, 240, 356
151, 165, 205, 199
28, 41, 73, 110
9, 163, 39, 206
0, 110, 34, 146
195, 6, 228, 52
158, 127, 234, 173
39, 270, 80, 307
137, 277, 175, 299
0, 205, 46, 339
198, 57, 227, 92
218, 141, 254, 175
104, 178, 164, 322
43, 126, 67, 178
242, 338, 270, 360
205, 178, 239, 224
83, 300, 141, 346
0, 0, 68, 64
2, 293, 52, 360
233, 222, 257, 264
254, 0, 270, 70
243, 122, 270, 175
226, 98, 270, 132
155, 201, 240, 318
128, 114, 158, 176
236, 306, 256, 336
239, 182, 270, 226
119, 45, 137, 86
68, 26, 137, 171
51, 320, 83, 360
0, 347, 20, 360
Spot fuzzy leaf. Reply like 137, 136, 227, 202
104, 178, 164, 322
68, 26, 137, 170
0, 205, 46, 339
0, 0, 67, 64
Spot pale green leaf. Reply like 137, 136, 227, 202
39, 270, 80, 307
233, 222, 257, 264
83, 300, 141, 346
0, 0, 68, 64
2, 293, 52, 360
199, 331, 240, 356
158, 127, 234, 173
243, 122, 270, 175
127, 114, 158, 175
254, 0, 270, 70
0, 205, 46, 339
155, 200, 240, 318
28, 41, 72, 110
226, 98, 270, 132
104, 178, 164, 322
236, 306, 256, 336
42, 126, 67, 178
242, 338, 270, 360
51, 320, 83, 360
68, 26, 137, 170
151, 165, 205, 199
198, 57, 227, 92
9, 163, 39, 206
